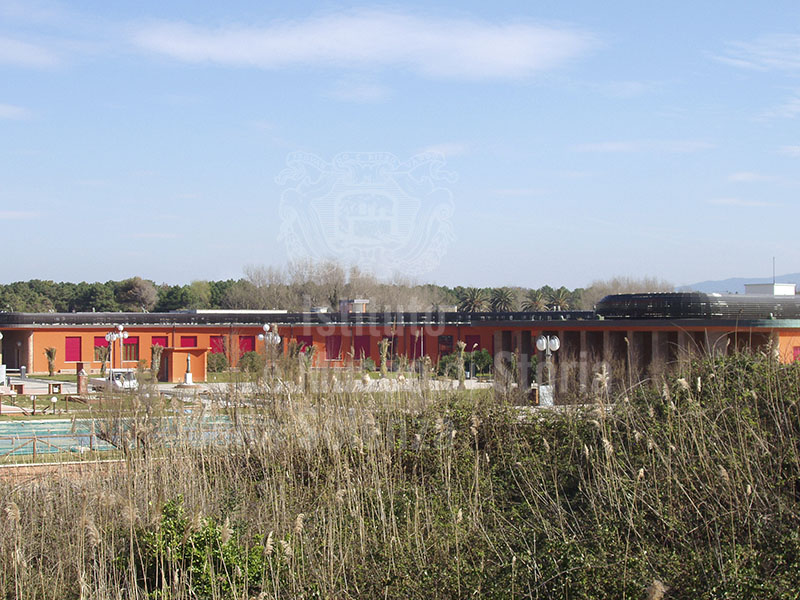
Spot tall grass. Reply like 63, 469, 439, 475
1, 351, 799, 598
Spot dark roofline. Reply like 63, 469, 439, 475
0, 310, 596, 327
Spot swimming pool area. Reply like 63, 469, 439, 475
0, 419, 115, 457
0, 416, 236, 459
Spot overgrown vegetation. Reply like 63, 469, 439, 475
0, 262, 668, 313
3, 351, 792, 598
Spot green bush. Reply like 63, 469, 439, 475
237, 351, 263, 373
207, 352, 229, 373
437, 351, 461, 377
362, 357, 376, 372
137, 496, 270, 599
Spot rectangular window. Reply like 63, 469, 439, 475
296, 335, 313, 353
210, 335, 225, 354
123, 336, 139, 362
326, 335, 342, 360
239, 335, 255, 354
180, 336, 197, 348
465, 335, 481, 352
438, 335, 454, 357
65, 337, 81, 362
94, 336, 108, 361
151, 335, 168, 348
794, 347, 800, 361
353, 335, 371, 360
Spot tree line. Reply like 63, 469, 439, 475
0, 262, 671, 313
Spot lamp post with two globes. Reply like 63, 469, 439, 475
535, 334, 560, 406
105, 325, 128, 372
258, 324, 281, 378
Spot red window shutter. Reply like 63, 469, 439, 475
65, 337, 81, 362
794, 347, 800, 361
239, 336, 255, 354
296, 335, 313, 352
210, 336, 225, 354
151, 336, 168, 347
465, 335, 481, 352
180, 336, 197, 348
354, 335, 371, 360
94, 336, 109, 348
326, 335, 342, 360
123, 336, 139, 361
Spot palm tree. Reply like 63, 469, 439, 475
521, 289, 548, 311
490, 287, 515, 312
547, 287, 572, 311
458, 287, 488, 312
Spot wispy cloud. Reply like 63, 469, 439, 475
573, 139, 714, 153
780, 145, 800, 157
490, 188, 546, 197
326, 79, 390, 103
130, 232, 179, 239
0, 210, 38, 219
708, 197, 779, 208
595, 80, 665, 98
132, 11, 595, 80
718, 34, 800, 71
728, 171, 774, 183
0, 35, 59, 67
418, 142, 470, 157
0, 103, 31, 119
762, 91, 800, 119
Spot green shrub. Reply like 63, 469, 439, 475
362, 357, 376, 372
137, 496, 269, 599
208, 352, 229, 372
237, 351, 262, 373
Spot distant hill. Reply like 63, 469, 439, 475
681, 273, 800, 294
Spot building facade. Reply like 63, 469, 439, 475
1, 293, 799, 383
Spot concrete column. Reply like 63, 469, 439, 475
627, 330, 636, 373
519, 331, 532, 388
677, 331, 691, 368
651, 331, 663, 364
579, 330, 588, 391
493, 329, 504, 375
706, 331, 729, 356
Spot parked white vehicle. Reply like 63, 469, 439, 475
90, 368, 139, 392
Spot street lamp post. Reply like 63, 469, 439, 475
258, 324, 281, 379
105, 325, 129, 372
535, 334, 560, 406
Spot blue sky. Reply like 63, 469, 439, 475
2, 0, 800, 289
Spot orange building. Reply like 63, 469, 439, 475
1, 293, 799, 383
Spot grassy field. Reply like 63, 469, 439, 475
1, 352, 799, 598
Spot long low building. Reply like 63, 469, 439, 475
1, 292, 799, 383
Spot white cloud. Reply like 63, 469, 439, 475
132, 11, 595, 80
327, 79, 390, 103
418, 142, 470, 157
719, 34, 800, 71
130, 232, 179, 239
762, 92, 800, 119
728, 171, 774, 183
0, 210, 38, 219
0, 35, 59, 67
708, 197, 778, 208
490, 188, 546, 197
780, 145, 800, 157
573, 140, 714, 153
0, 103, 31, 119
